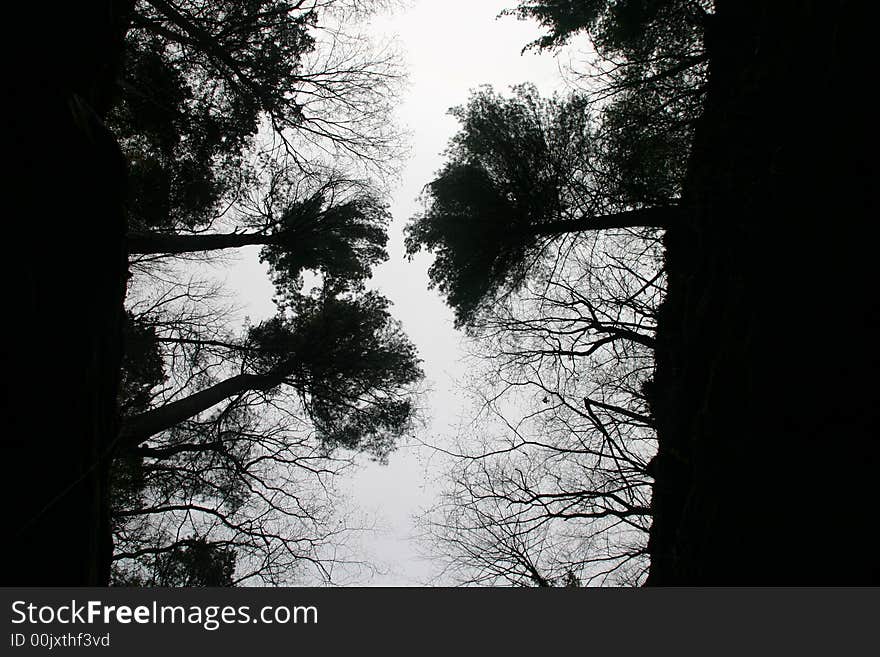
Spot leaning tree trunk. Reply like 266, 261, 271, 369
2, 1, 133, 585
531, 205, 680, 236
127, 230, 272, 255
120, 365, 295, 447
647, 1, 879, 584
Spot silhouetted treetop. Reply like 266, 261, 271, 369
134, 0, 316, 119
110, 43, 236, 231
115, 0, 404, 232
247, 291, 422, 457
504, 0, 709, 61
122, 290, 422, 460
128, 183, 390, 295
113, 1, 317, 231
405, 84, 674, 327
260, 191, 390, 297
504, 1, 709, 208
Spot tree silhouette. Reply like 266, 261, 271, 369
410, 3, 708, 586
421, 228, 660, 586
505, 0, 708, 207
114, 0, 404, 234
405, 84, 676, 327
114, 537, 236, 586
112, 287, 422, 584
122, 290, 422, 454
129, 180, 390, 298
108, 1, 417, 584
500, 0, 880, 585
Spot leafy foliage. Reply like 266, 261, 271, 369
411, 0, 709, 586
110, 0, 318, 230
504, 0, 708, 59
247, 291, 423, 459
599, 84, 693, 206
119, 311, 167, 416
113, 0, 403, 232
504, 0, 709, 206
405, 84, 594, 327
407, 0, 709, 328
114, 538, 236, 586
261, 191, 391, 298
113, 1, 416, 585
152, 538, 236, 586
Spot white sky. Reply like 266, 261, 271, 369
225, 0, 573, 586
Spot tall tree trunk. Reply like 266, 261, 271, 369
127, 230, 273, 255
120, 363, 295, 446
647, 1, 878, 584
3, 0, 134, 585
532, 205, 679, 236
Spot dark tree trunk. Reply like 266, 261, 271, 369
647, 1, 879, 584
532, 206, 678, 236
2, 1, 134, 585
120, 364, 295, 446
128, 230, 273, 255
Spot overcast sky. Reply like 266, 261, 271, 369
226, 0, 572, 585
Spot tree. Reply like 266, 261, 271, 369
111, 287, 423, 584
110, 394, 372, 585
501, 0, 880, 585
422, 228, 661, 586
128, 175, 390, 300
109, 0, 419, 585
504, 0, 708, 207
405, 84, 676, 327
408, 7, 703, 586
3, 1, 133, 585
120, 290, 421, 451
113, 0, 404, 234
114, 537, 236, 586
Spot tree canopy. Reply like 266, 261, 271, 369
260, 189, 391, 298
245, 290, 423, 457
405, 85, 590, 327
405, 84, 672, 327
504, 0, 709, 61
114, 0, 403, 233
113, 285, 424, 583
411, 0, 711, 586
121, 288, 423, 455
108, 0, 420, 584
505, 0, 708, 205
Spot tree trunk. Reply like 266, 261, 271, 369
120, 363, 294, 446
128, 230, 272, 255
647, 1, 878, 584
3, 1, 134, 585
532, 205, 679, 236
